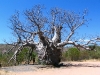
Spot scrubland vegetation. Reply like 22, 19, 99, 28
0, 45, 100, 67
62, 46, 100, 61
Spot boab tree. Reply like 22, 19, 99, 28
7, 5, 98, 66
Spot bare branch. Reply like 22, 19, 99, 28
8, 5, 97, 66
8, 45, 23, 64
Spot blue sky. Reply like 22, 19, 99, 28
0, 0, 100, 43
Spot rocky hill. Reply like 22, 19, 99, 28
0, 44, 12, 53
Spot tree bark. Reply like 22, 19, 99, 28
36, 42, 62, 66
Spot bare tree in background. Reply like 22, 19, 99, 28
7, 5, 99, 66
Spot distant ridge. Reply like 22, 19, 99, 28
0, 44, 12, 53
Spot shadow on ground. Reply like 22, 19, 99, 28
58, 62, 100, 68
1, 62, 100, 72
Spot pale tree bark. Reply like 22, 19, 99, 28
7, 5, 100, 66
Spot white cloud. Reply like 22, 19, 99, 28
79, 39, 89, 42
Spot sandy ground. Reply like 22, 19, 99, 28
0, 60, 100, 75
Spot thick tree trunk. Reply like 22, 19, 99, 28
35, 26, 62, 66
36, 43, 61, 66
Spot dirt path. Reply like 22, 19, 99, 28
0, 61, 100, 75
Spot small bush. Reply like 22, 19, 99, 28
0, 52, 13, 66
88, 50, 100, 59
16, 48, 29, 64
79, 50, 89, 60
16, 47, 37, 64
63, 47, 80, 61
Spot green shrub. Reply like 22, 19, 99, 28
0, 53, 6, 65
0, 52, 12, 66
16, 47, 37, 64
88, 50, 100, 59
63, 47, 80, 61
16, 48, 29, 64
62, 51, 68, 61
68, 47, 80, 61
79, 50, 89, 60
62, 46, 100, 61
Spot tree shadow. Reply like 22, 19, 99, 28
58, 63, 100, 68
25, 62, 100, 68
